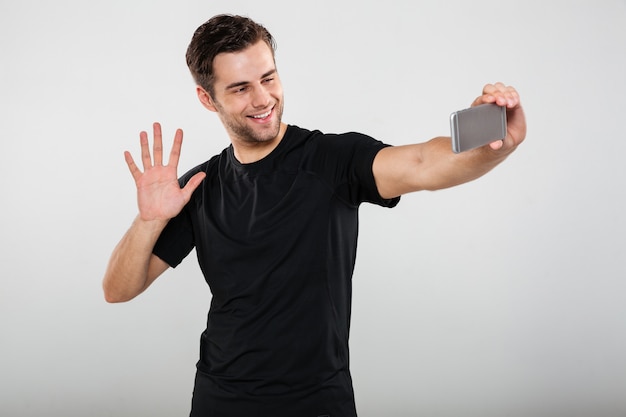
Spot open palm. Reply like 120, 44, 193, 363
125, 123, 206, 222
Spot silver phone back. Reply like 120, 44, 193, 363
450, 104, 507, 153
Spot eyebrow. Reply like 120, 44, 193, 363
224, 69, 277, 90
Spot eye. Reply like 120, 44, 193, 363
262, 77, 274, 84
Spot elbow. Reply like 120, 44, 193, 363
103, 288, 129, 304
103, 291, 129, 304
102, 276, 135, 304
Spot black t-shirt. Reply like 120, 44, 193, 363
153, 125, 399, 417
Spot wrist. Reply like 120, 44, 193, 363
133, 215, 169, 236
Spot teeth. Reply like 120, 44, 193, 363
251, 110, 271, 119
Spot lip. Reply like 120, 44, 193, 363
247, 106, 274, 123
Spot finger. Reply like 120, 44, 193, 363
479, 83, 503, 106
472, 82, 500, 106
181, 171, 207, 202
472, 93, 495, 107
153, 122, 163, 166
483, 82, 519, 108
167, 128, 184, 168
483, 82, 507, 94
139, 130, 152, 170
124, 151, 142, 183
505, 87, 520, 108
493, 83, 519, 107
489, 140, 504, 151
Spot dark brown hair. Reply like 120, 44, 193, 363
186, 14, 276, 97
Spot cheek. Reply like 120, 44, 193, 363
271, 84, 284, 99
220, 97, 249, 115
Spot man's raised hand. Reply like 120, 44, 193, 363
124, 122, 206, 222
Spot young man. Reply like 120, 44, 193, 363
103, 14, 526, 417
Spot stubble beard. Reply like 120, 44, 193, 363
218, 100, 284, 145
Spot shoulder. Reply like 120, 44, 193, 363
284, 124, 321, 145
312, 130, 390, 158
178, 152, 223, 186
288, 125, 381, 151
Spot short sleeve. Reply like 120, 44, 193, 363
152, 206, 195, 268
310, 131, 401, 208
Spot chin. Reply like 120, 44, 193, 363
248, 116, 283, 143
253, 125, 281, 143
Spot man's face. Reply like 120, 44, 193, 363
209, 40, 284, 145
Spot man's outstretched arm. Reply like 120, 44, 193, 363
373, 82, 526, 198
102, 123, 205, 303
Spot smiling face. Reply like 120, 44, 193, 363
198, 40, 286, 159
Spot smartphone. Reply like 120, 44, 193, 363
450, 103, 507, 153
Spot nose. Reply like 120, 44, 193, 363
251, 85, 271, 109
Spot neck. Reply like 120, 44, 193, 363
231, 123, 288, 164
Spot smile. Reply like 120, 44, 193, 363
249, 108, 272, 119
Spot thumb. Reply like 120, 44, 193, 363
489, 140, 504, 150
181, 172, 207, 202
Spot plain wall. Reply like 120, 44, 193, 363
1, 1, 625, 416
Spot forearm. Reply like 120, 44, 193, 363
419, 136, 514, 190
102, 216, 169, 303
374, 136, 515, 198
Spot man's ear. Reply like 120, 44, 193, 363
196, 86, 217, 112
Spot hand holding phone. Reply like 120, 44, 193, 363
450, 103, 507, 153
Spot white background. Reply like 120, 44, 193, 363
1, 1, 625, 416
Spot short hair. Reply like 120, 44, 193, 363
185, 14, 276, 97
